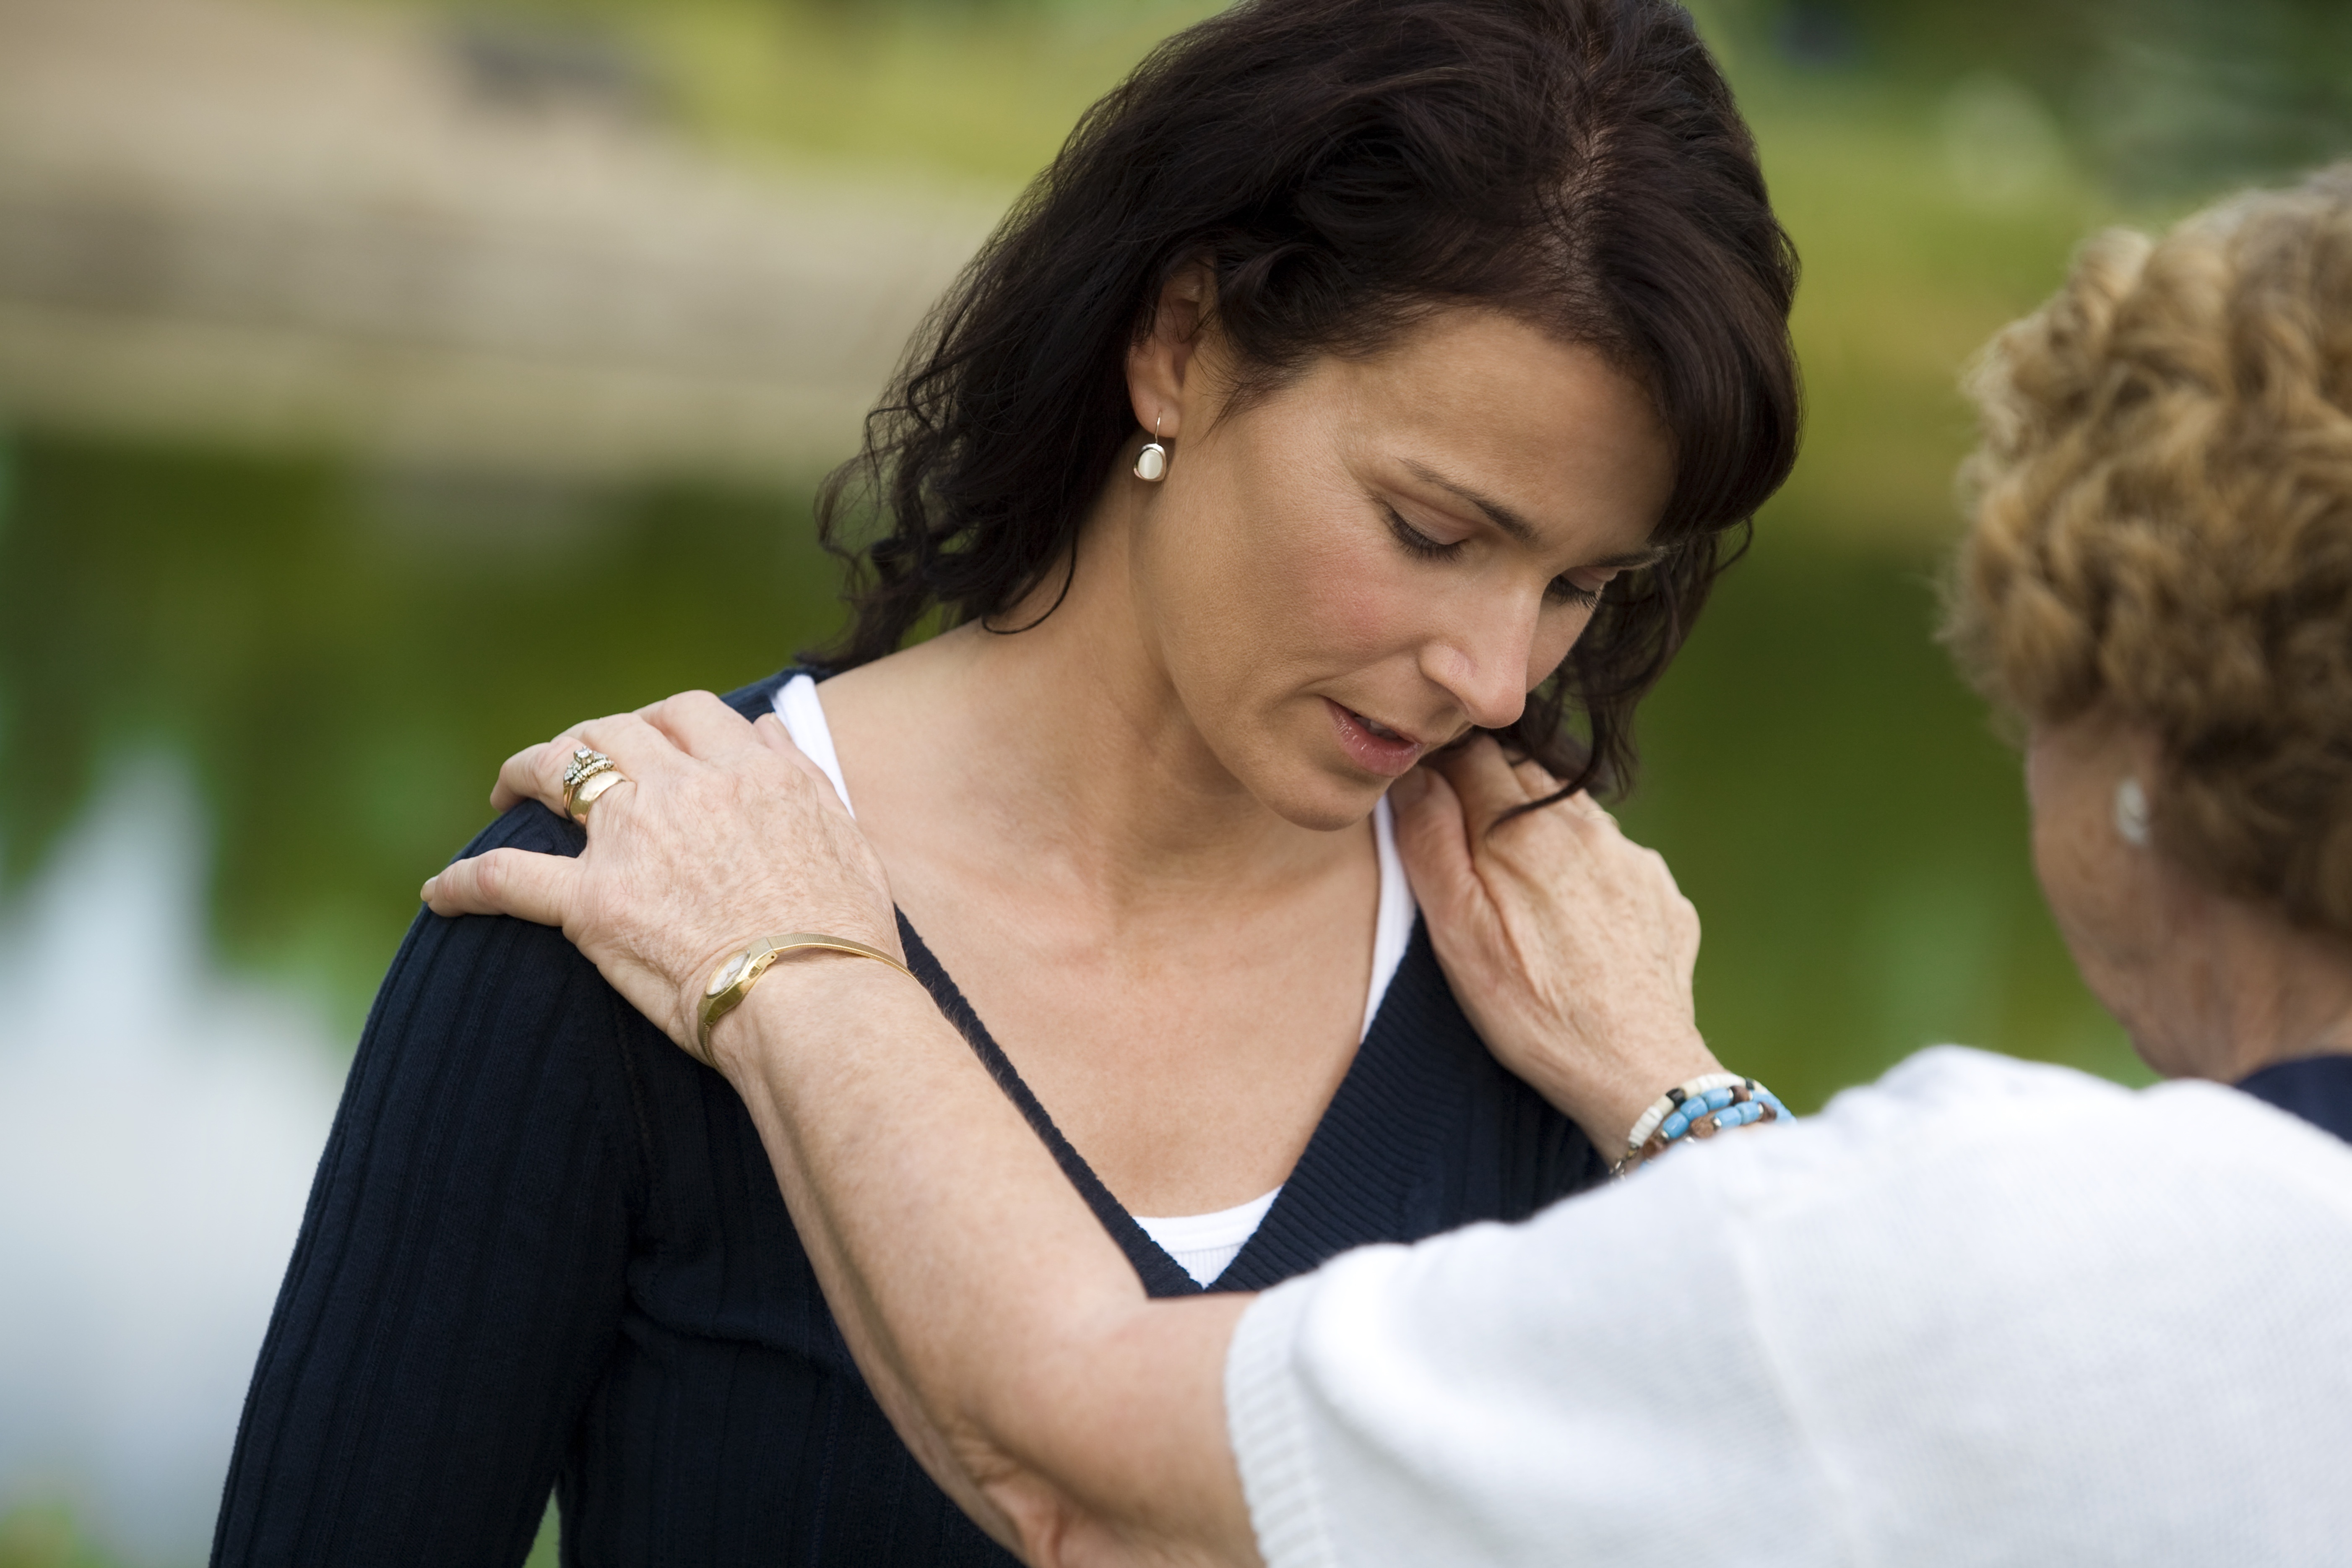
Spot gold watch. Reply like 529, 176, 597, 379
694, 932, 914, 1067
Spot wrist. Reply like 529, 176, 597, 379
706, 945, 927, 1086
689, 931, 920, 1082
1613, 1069, 1792, 1177
1527, 1031, 1720, 1155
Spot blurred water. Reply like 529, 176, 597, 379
0, 759, 341, 1566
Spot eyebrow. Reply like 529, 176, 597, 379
1400, 459, 1667, 569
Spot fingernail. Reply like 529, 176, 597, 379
419, 877, 437, 903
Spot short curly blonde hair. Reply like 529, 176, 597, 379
1946, 166, 2352, 937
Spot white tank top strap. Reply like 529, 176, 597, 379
1366, 793, 1415, 1043
772, 673, 855, 818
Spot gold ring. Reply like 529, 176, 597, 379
561, 747, 628, 822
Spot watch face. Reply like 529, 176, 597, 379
708, 951, 749, 997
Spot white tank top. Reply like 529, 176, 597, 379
771, 674, 1417, 1285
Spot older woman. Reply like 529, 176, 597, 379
425, 167, 2352, 1564
1944, 172, 2352, 1112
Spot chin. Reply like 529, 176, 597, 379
1214, 705, 1390, 831
1250, 764, 1386, 834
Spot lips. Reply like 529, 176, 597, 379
1326, 698, 1426, 778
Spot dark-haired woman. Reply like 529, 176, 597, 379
213, 1, 1797, 1564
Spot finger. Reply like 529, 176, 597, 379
1389, 767, 1486, 929
749, 713, 853, 812
420, 845, 578, 928
557, 712, 697, 814
1427, 736, 1535, 831
493, 741, 552, 815
1562, 789, 1619, 830
749, 709, 802, 759
495, 712, 675, 826
492, 725, 588, 812
572, 710, 688, 777
1509, 755, 1562, 798
638, 690, 761, 763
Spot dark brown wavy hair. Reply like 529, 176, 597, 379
811, 0, 1801, 800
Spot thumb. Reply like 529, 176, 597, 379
751, 712, 852, 811
1390, 767, 1484, 928
421, 846, 578, 929
751, 710, 806, 761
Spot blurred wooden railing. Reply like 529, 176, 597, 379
0, 0, 1002, 482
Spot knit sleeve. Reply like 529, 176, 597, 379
211, 804, 645, 1568
1223, 1169, 1828, 1568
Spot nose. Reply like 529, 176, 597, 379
1420, 598, 1540, 732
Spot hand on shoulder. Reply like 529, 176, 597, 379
419, 690, 904, 1062
1390, 737, 1722, 1151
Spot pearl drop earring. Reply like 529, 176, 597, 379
2114, 776, 2152, 847
1134, 414, 1169, 482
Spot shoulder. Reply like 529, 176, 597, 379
2233, 1052, 2352, 1143
1231, 1047, 2352, 1563
391, 801, 620, 1061
1720, 1045, 2352, 1209
718, 666, 812, 722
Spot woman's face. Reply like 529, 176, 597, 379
1126, 307, 1676, 831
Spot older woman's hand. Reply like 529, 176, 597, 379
1391, 738, 1723, 1156
419, 691, 901, 1064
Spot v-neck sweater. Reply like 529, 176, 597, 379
212, 670, 1602, 1568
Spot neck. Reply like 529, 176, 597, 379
821, 487, 1361, 918
2170, 897, 2352, 1081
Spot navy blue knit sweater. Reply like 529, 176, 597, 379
211, 670, 1603, 1567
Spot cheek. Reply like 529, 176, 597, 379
1295, 546, 1427, 662
1198, 489, 1417, 668
2029, 813, 2086, 925
2032, 796, 2155, 967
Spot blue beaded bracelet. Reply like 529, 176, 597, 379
1615, 1077, 1790, 1175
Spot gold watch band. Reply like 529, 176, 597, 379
694, 931, 916, 1067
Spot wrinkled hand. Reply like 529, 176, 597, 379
1390, 737, 1721, 1155
419, 691, 902, 1064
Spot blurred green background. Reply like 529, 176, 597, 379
5, 0, 2351, 1562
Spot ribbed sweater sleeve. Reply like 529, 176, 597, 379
211, 803, 642, 1568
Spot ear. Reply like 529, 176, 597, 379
1124, 261, 1216, 442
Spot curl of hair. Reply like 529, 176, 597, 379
812, 0, 1800, 799
1946, 165, 2352, 936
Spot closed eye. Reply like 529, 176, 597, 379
1547, 575, 1603, 609
1383, 503, 1459, 560
1386, 499, 1608, 609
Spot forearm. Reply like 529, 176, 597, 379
719, 957, 1258, 1568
